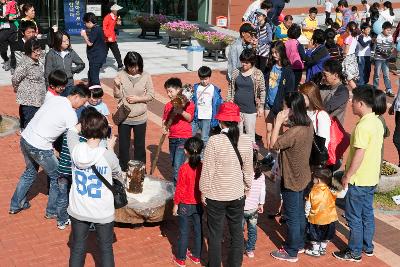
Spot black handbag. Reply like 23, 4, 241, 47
91, 166, 128, 209
310, 111, 328, 166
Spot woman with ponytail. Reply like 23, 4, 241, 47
381, 1, 395, 24
200, 102, 253, 267
172, 136, 204, 266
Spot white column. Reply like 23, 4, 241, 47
208, 0, 213, 24
150, 0, 154, 15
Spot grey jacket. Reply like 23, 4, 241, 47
44, 48, 85, 86
227, 38, 247, 81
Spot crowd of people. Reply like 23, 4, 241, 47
4, 0, 399, 266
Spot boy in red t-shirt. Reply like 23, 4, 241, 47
162, 77, 195, 185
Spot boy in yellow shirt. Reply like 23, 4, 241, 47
274, 15, 293, 42
333, 85, 384, 263
302, 7, 318, 40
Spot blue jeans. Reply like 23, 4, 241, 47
345, 184, 376, 257
281, 187, 306, 257
10, 138, 59, 215
19, 105, 39, 130
176, 204, 203, 260
243, 208, 259, 252
358, 56, 371, 85
169, 138, 186, 185
69, 216, 115, 267
373, 59, 392, 92
57, 175, 71, 224
192, 119, 211, 147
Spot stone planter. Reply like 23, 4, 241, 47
165, 29, 195, 39
377, 162, 400, 193
196, 39, 229, 51
137, 21, 162, 39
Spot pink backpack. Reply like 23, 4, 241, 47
285, 39, 304, 70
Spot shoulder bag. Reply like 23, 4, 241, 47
310, 111, 329, 167
91, 165, 128, 209
112, 85, 131, 125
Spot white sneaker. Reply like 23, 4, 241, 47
57, 219, 71, 230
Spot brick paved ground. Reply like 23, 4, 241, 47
0, 68, 399, 266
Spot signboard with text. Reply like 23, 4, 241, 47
64, 0, 85, 35
86, 5, 102, 17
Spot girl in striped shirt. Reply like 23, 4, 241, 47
243, 147, 266, 258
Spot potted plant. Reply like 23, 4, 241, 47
135, 14, 168, 38
194, 31, 235, 50
161, 20, 199, 39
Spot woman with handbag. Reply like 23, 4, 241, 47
269, 92, 314, 263
66, 109, 123, 267
113, 51, 154, 171
199, 102, 253, 267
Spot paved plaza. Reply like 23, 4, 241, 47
1, 30, 400, 266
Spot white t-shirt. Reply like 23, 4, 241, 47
44, 91, 57, 103
21, 96, 78, 150
242, 0, 262, 20
307, 110, 331, 148
196, 84, 214, 120
345, 35, 358, 55
357, 35, 372, 57
325, 1, 334, 13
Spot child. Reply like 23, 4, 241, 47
255, 8, 273, 72
285, 23, 304, 87
45, 70, 68, 103
325, 28, 344, 63
357, 23, 372, 85
162, 77, 195, 185
335, 7, 343, 26
333, 85, 384, 262
81, 12, 107, 86
172, 137, 204, 267
342, 21, 359, 89
87, 85, 110, 118
243, 148, 266, 258
274, 15, 293, 43
361, 0, 370, 23
325, 0, 334, 26
374, 21, 395, 97
351, 6, 360, 24
302, 7, 318, 41
192, 66, 222, 148
305, 168, 342, 257
67, 108, 121, 265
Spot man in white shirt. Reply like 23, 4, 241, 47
9, 84, 90, 216
243, 0, 262, 24
325, 0, 334, 25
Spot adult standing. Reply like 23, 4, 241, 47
113, 51, 154, 171
242, 0, 262, 25
270, 92, 313, 263
10, 20, 37, 71
9, 85, 90, 215
271, 0, 288, 26
81, 12, 107, 86
228, 49, 265, 143
227, 23, 257, 82
0, 0, 17, 70
45, 31, 85, 91
200, 102, 253, 267
103, 4, 124, 70
320, 59, 349, 126
12, 38, 45, 129
337, 0, 353, 34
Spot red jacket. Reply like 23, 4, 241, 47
103, 13, 117, 42
174, 163, 202, 205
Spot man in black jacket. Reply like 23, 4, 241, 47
10, 20, 37, 72
271, 0, 289, 25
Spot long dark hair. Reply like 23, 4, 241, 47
253, 149, 262, 179
222, 121, 240, 147
267, 40, 291, 71
184, 137, 204, 169
53, 31, 71, 52
384, 1, 394, 16
285, 92, 311, 126
347, 21, 358, 37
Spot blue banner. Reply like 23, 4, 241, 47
64, 0, 85, 35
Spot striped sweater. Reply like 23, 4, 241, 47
374, 34, 393, 61
58, 132, 86, 176
256, 22, 273, 57
200, 133, 253, 202
244, 173, 266, 210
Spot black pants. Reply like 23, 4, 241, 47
69, 217, 115, 267
118, 122, 147, 171
256, 55, 268, 73
0, 26, 17, 62
394, 111, 400, 165
325, 11, 331, 25
272, 4, 285, 26
293, 69, 303, 88
19, 105, 39, 129
206, 196, 245, 267
88, 62, 103, 86
106, 42, 123, 68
